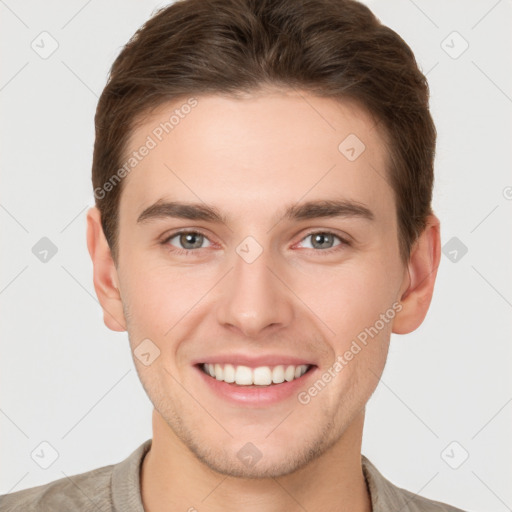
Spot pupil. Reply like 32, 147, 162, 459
314, 233, 332, 249
182, 233, 202, 249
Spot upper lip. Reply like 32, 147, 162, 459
193, 354, 316, 368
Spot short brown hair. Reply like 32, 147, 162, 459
92, 0, 436, 264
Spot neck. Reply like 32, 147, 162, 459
141, 409, 372, 512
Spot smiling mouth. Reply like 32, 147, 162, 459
198, 363, 314, 386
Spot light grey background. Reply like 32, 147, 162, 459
1, 1, 511, 510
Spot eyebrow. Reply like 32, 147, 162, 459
136, 198, 375, 225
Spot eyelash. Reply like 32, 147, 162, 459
160, 229, 351, 257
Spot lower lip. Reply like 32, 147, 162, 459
195, 365, 317, 407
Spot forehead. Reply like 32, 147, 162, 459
119, 90, 394, 226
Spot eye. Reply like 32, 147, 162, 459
297, 231, 349, 252
163, 230, 212, 254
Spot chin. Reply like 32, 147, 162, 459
192, 445, 316, 479
178, 420, 340, 480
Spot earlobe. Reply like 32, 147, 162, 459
392, 214, 441, 335
86, 207, 127, 332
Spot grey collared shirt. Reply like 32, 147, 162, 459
0, 439, 467, 511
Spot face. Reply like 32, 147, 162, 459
110, 89, 409, 477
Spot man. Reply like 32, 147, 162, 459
0, 0, 466, 510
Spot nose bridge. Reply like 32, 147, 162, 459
216, 238, 294, 337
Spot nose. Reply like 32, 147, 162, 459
215, 245, 294, 338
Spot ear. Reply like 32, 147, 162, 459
86, 207, 126, 332
392, 214, 441, 335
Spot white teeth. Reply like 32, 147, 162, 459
272, 365, 285, 384
223, 363, 235, 383
214, 364, 224, 381
202, 363, 311, 386
253, 366, 272, 386
284, 365, 295, 382
235, 365, 253, 385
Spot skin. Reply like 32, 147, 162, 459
87, 87, 441, 512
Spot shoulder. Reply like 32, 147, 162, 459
362, 455, 469, 512
0, 464, 114, 512
0, 439, 151, 512
394, 484, 468, 512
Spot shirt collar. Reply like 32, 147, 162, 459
112, 438, 152, 512
362, 454, 413, 511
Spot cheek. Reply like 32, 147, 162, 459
119, 257, 215, 337
298, 257, 399, 336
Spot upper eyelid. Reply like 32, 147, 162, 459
163, 228, 214, 244
298, 231, 346, 244
295, 231, 349, 249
